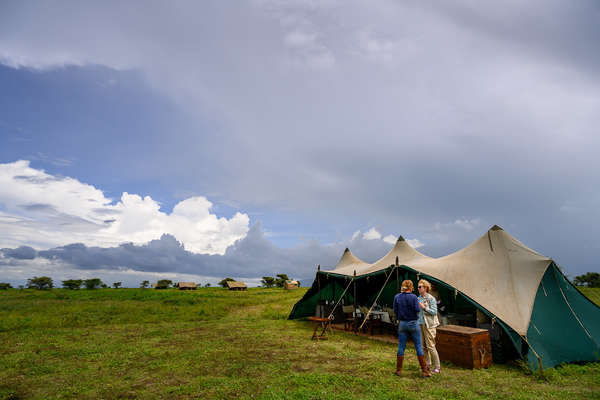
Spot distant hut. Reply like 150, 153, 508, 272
176, 282, 197, 290
284, 280, 299, 290
151, 283, 158, 289
225, 281, 247, 291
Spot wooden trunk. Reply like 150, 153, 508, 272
435, 324, 493, 369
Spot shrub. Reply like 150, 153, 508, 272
0, 282, 12, 290
27, 276, 54, 290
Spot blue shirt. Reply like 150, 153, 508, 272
393, 292, 420, 321
417, 293, 438, 325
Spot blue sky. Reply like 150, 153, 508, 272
1, 1, 599, 287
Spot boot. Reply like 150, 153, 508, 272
418, 355, 431, 378
394, 355, 403, 376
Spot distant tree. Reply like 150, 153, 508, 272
574, 272, 600, 288
113, 282, 122, 289
204, 283, 211, 288
261, 276, 275, 288
297, 281, 301, 287
218, 278, 235, 288
18, 285, 24, 290
27, 276, 54, 290
156, 279, 173, 289
101, 284, 108, 289
0, 282, 12, 290
84, 278, 103, 290
140, 280, 150, 288
275, 274, 289, 288
62, 279, 83, 290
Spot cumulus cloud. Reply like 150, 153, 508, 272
382, 234, 396, 245
362, 227, 382, 240
0, 161, 249, 254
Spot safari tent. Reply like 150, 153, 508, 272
226, 281, 247, 291
289, 226, 600, 370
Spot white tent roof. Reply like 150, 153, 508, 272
327, 248, 370, 276
325, 226, 552, 335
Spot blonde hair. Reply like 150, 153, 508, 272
418, 279, 431, 293
401, 280, 414, 292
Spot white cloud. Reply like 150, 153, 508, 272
0, 160, 249, 254
382, 234, 396, 244
454, 218, 481, 231
362, 227, 381, 240
351, 230, 360, 240
406, 239, 424, 249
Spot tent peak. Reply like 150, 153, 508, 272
490, 224, 504, 231
344, 247, 350, 253
396, 235, 405, 242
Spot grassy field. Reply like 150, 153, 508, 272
1, 287, 599, 400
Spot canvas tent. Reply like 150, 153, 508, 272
289, 226, 600, 370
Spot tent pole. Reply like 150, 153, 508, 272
353, 270, 357, 311
317, 265, 321, 303
326, 278, 355, 321
358, 266, 397, 332
395, 256, 399, 293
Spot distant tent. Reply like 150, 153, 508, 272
289, 226, 600, 370
284, 280, 299, 290
176, 282, 197, 290
226, 281, 247, 291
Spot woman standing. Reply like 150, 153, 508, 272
418, 279, 441, 374
393, 280, 431, 377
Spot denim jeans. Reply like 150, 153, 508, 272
397, 320, 424, 356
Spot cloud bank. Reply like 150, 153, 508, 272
0, 160, 249, 254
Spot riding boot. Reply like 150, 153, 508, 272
394, 355, 403, 376
418, 355, 431, 378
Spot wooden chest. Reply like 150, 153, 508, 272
435, 325, 493, 369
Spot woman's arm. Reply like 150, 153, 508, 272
424, 295, 437, 316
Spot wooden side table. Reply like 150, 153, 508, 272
308, 316, 332, 340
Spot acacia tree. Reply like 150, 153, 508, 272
113, 282, 122, 289
218, 278, 235, 288
261, 276, 275, 288
27, 276, 53, 290
62, 279, 83, 290
574, 272, 600, 288
140, 280, 150, 288
156, 279, 173, 289
275, 274, 289, 288
84, 278, 103, 290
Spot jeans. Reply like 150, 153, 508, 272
397, 320, 424, 356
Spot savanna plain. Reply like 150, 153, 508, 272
1, 287, 599, 400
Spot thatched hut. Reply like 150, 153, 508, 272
176, 282, 197, 290
225, 281, 247, 291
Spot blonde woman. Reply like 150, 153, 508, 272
393, 280, 431, 377
418, 279, 441, 374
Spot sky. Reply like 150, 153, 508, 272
1, 0, 599, 287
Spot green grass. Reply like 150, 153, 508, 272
1, 287, 599, 399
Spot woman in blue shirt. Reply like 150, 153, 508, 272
393, 280, 431, 377
418, 279, 441, 374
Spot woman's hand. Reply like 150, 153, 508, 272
419, 302, 426, 310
